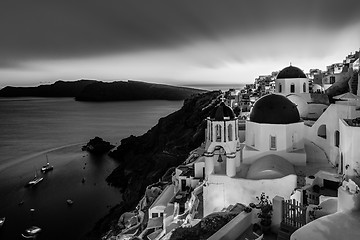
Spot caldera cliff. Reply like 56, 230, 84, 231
84, 90, 221, 239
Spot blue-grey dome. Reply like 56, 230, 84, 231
277, 66, 306, 79
250, 94, 300, 124
210, 102, 235, 121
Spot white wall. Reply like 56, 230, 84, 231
339, 119, 360, 185
276, 78, 309, 95
306, 103, 360, 166
244, 121, 306, 166
203, 174, 297, 216
194, 161, 205, 178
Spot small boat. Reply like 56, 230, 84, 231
0, 217, 5, 227
25, 170, 43, 187
41, 155, 53, 173
66, 199, 74, 205
21, 226, 41, 238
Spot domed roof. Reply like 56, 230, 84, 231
277, 66, 306, 79
210, 102, 235, 121
287, 94, 309, 118
250, 94, 300, 124
246, 154, 295, 180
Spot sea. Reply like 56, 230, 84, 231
0, 97, 184, 240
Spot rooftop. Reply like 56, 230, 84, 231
150, 184, 175, 209
276, 65, 307, 79
344, 118, 360, 127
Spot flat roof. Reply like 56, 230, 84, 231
150, 184, 175, 209
146, 217, 163, 229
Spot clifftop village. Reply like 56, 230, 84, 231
105, 51, 360, 240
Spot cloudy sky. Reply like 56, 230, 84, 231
1, 0, 359, 88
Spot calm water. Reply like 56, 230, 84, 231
0, 98, 182, 240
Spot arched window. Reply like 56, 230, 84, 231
290, 83, 295, 93
228, 124, 233, 141
317, 124, 327, 139
216, 124, 222, 142
279, 83, 282, 93
303, 82, 306, 93
335, 130, 340, 147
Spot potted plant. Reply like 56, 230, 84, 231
256, 192, 272, 232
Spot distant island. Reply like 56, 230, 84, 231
0, 80, 207, 101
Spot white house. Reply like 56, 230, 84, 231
148, 184, 175, 220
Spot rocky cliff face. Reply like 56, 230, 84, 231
83, 91, 221, 239
107, 90, 221, 202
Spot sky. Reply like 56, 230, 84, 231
0, 0, 359, 88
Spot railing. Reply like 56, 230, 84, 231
282, 199, 307, 229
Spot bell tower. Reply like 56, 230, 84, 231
204, 100, 241, 178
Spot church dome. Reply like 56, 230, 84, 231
287, 94, 309, 119
210, 102, 235, 121
250, 94, 300, 124
277, 66, 306, 79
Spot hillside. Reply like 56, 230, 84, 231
0, 80, 207, 101
75, 80, 207, 101
83, 90, 222, 239
0, 80, 95, 97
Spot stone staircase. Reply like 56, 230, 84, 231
277, 222, 298, 240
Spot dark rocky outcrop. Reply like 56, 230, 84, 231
83, 91, 221, 239
106, 90, 221, 193
75, 80, 207, 101
82, 137, 115, 155
0, 80, 206, 101
0, 80, 95, 97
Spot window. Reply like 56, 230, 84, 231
279, 83, 282, 93
303, 82, 306, 92
216, 124, 222, 142
228, 124, 233, 141
330, 76, 335, 84
160, 213, 164, 217
335, 131, 340, 147
152, 213, 158, 218
290, 84, 295, 93
317, 124, 327, 139
292, 132, 298, 149
270, 135, 276, 150
251, 133, 255, 147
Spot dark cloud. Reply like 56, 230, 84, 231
0, 0, 359, 68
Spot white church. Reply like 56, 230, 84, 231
140, 65, 360, 240
202, 65, 360, 217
